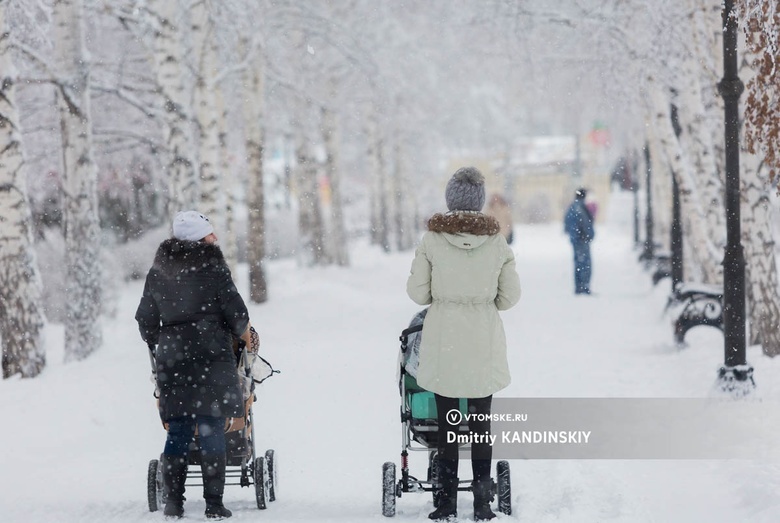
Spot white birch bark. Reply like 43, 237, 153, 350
321, 103, 349, 266
691, 0, 726, 186
738, 33, 780, 355
53, 0, 103, 362
192, 1, 223, 233
646, 127, 671, 253
392, 138, 415, 251
680, 0, 727, 258
146, 0, 198, 216
367, 107, 389, 251
647, 81, 722, 283
0, 1, 45, 378
243, 41, 267, 302
293, 105, 327, 266
216, 85, 237, 274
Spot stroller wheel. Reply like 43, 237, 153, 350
496, 460, 512, 515
254, 456, 270, 510
265, 449, 278, 502
147, 458, 164, 512
382, 462, 397, 517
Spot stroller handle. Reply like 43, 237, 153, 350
399, 324, 423, 353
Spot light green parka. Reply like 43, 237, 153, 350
406, 211, 521, 398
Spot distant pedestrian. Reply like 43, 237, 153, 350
564, 188, 595, 295
485, 193, 514, 245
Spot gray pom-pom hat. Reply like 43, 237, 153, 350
445, 166, 486, 212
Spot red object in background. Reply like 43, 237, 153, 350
586, 202, 598, 219
587, 121, 611, 147
587, 129, 611, 147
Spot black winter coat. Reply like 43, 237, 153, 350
135, 239, 249, 421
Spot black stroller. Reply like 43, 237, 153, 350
146, 327, 279, 512
381, 310, 512, 517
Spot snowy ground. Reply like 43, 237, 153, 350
3, 191, 780, 522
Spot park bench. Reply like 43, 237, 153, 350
665, 283, 724, 344
650, 252, 671, 286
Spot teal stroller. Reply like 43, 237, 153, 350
381, 309, 512, 517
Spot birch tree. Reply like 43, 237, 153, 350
242, 36, 268, 302
144, 0, 198, 216
293, 105, 328, 266
646, 80, 722, 282
367, 105, 390, 252
391, 134, 416, 252
0, 0, 45, 378
191, 1, 224, 237
321, 101, 349, 266
53, 0, 102, 361
737, 0, 780, 184
737, 11, 780, 356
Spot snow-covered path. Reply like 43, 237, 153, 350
3, 192, 780, 522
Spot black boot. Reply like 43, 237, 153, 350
429, 458, 458, 521
202, 454, 232, 520
162, 454, 187, 518
472, 478, 496, 521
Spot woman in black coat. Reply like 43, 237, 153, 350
136, 210, 249, 520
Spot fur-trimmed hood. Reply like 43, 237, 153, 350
427, 212, 500, 236
152, 238, 228, 277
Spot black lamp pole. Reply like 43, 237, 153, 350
669, 104, 684, 291
632, 151, 641, 247
641, 142, 655, 262
717, 0, 754, 393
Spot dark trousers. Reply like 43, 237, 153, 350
572, 242, 592, 294
435, 394, 493, 481
164, 416, 226, 456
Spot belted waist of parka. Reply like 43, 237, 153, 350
161, 314, 227, 328
431, 298, 494, 305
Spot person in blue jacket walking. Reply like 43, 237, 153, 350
564, 188, 595, 295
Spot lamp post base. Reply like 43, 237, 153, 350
714, 365, 756, 398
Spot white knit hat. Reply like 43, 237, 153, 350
172, 210, 214, 241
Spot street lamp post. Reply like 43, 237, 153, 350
632, 151, 641, 247
640, 142, 655, 263
669, 104, 684, 291
717, 0, 754, 394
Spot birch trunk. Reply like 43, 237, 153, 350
192, 3, 223, 234
243, 43, 267, 302
681, 0, 727, 259
741, 154, 780, 354
0, 2, 46, 378
294, 111, 327, 266
738, 33, 780, 355
648, 82, 722, 282
216, 22, 242, 275
367, 108, 389, 251
321, 104, 349, 266
691, 0, 726, 186
53, 0, 103, 362
216, 86, 237, 274
392, 139, 415, 251
647, 129, 671, 252
146, 0, 198, 216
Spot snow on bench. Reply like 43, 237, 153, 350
665, 282, 724, 344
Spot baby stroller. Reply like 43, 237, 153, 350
146, 326, 279, 512
381, 309, 512, 517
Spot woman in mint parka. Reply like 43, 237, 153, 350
406, 167, 521, 522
